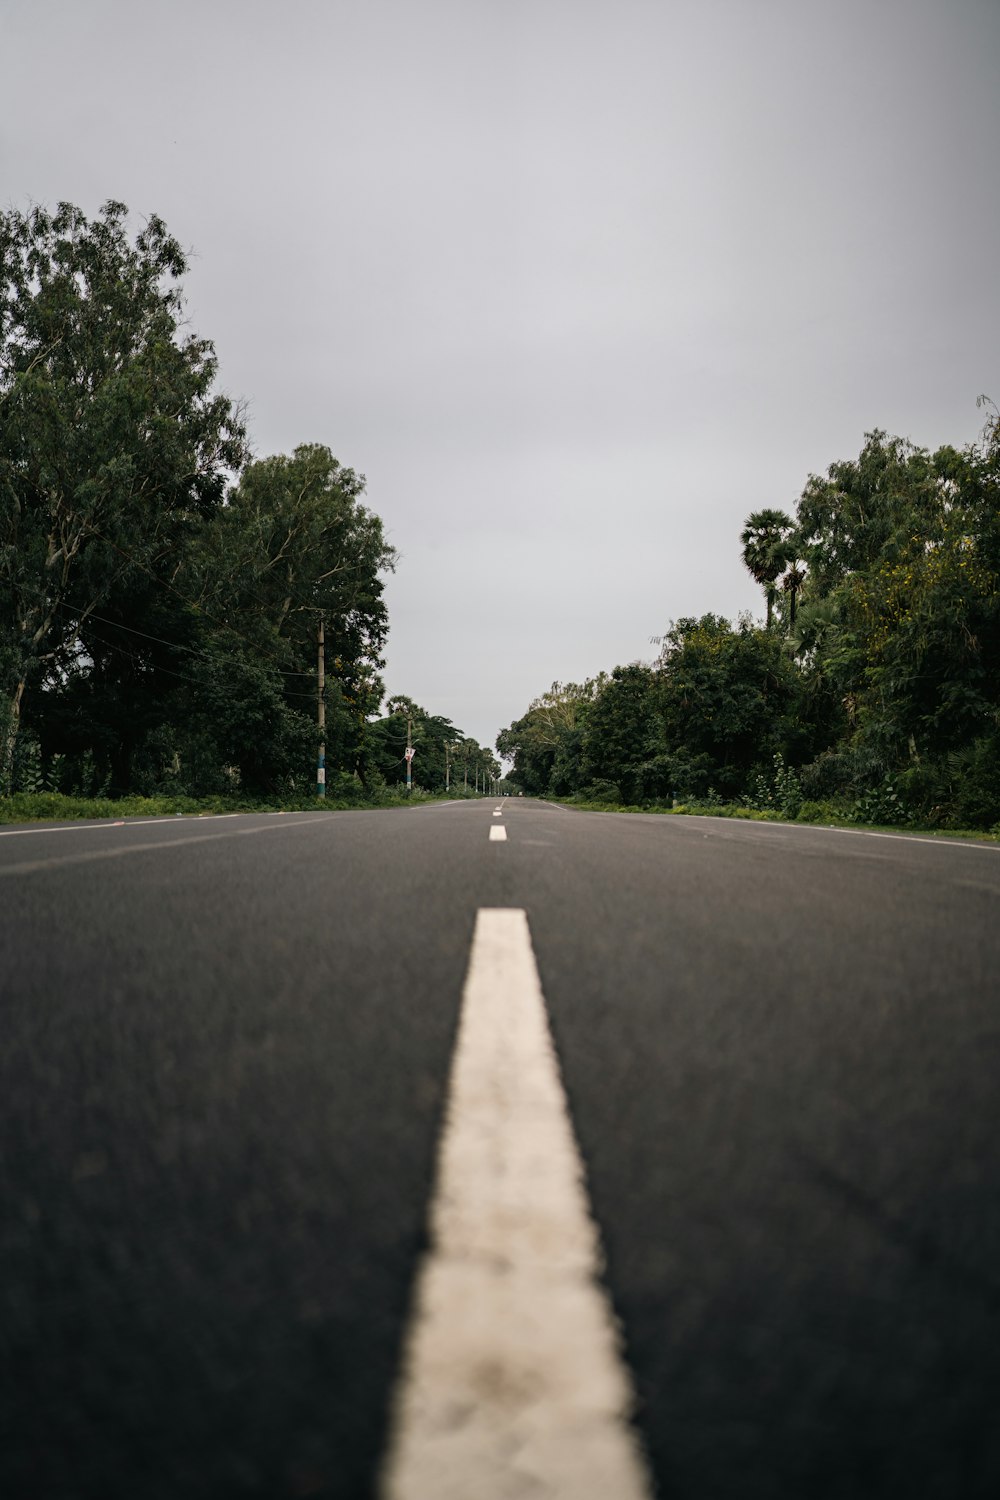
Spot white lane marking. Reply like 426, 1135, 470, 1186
488, 824, 507, 842
493, 810, 503, 817
809, 824, 1000, 852
0, 811, 263, 838
379, 908, 653, 1500
0, 816, 330, 877
658, 813, 1000, 853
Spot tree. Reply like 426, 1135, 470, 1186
496, 677, 606, 795
795, 431, 941, 595
740, 508, 797, 629
580, 664, 660, 801
0, 200, 246, 787
185, 444, 394, 790
655, 614, 803, 797
365, 697, 485, 793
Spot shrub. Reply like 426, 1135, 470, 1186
743, 753, 803, 818
11, 735, 44, 794
950, 737, 1000, 830
577, 779, 621, 804
850, 773, 912, 826
796, 799, 849, 824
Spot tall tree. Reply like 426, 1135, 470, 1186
185, 444, 394, 789
655, 613, 804, 796
0, 200, 246, 786
580, 664, 660, 800
740, 508, 796, 628
496, 677, 606, 795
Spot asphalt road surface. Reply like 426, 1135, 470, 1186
2, 799, 998, 1498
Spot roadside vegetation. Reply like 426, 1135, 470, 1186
552, 795, 1000, 842
498, 403, 1000, 837
1, 201, 499, 809
0, 783, 480, 825
4, 201, 996, 835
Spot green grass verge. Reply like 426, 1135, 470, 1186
0, 789, 469, 824
553, 797, 1000, 841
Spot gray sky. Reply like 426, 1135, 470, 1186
3, 0, 998, 752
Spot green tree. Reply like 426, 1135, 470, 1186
795, 430, 941, 595
496, 677, 606, 795
580, 664, 660, 801
187, 444, 394, 790
365, 697, 492, 793
791, 423, 999, 761
740, 508, 796, 629
0, 200, 247, 788
656, 614, 803, 797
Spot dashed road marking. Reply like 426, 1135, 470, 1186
489, 825, 507, 842
379, 908, 652, 1500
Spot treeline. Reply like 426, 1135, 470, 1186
367, 695, 500, 796
498, 409, 1000, 829
0, 200, 488, 802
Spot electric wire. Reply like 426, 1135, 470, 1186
56, 606, 322, 703
77, 519, 331, 676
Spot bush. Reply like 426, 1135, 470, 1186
949, 737, 1000, 830
576, 779, 621, 804
796, 799, 850, 824
11, 734, 44, 794
743, 753, 803, 818
799, 744, 893, 802
323, 770, 366, 805
850, 773, 912, 826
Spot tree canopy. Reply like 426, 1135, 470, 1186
1, 200, 247, 785
497, 402, 1000, 828
2, 201, 491, 801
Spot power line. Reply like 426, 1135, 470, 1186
56, 605, 321, 703
76, 520, 319, 676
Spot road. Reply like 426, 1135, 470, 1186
1, 799, 998, 1498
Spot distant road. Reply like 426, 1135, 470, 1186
2, 801, 999, 1498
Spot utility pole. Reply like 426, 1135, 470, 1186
445, 741, 451, 792
317, 616, 326, 798
406, 711, 413, 795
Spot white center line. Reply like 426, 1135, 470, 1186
379, 908, 653, 1500
488, 824, 507, 842
493, 810, 503, 817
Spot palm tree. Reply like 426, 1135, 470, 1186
740, 508, 795, 628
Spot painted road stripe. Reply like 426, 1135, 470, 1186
488, 824, 507, 842
0, 816, 330, 877
493, 810, 503, 817
0, 812, 248, 839
379, 908, 652, 1500
661, 813, 1000, 853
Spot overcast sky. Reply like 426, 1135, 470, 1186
3, 0, 998, 751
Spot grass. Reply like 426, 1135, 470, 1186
6, 789, 995, 843
553, 796, 1000, 841
0, 787, 468, 825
